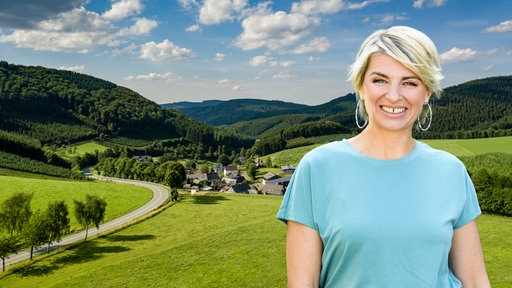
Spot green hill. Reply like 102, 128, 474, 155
1, 193, 510, 287
163, 98, 309, 126
165, 76, 512, 141
0, 60, 254, 173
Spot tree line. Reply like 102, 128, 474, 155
0, 60, 254, 159
0, 151, 82, 179
460, 153, 512, 217
0, 192, 107, 271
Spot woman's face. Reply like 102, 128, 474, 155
361, 53, 430, 134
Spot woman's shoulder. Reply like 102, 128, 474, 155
416, 141, 465, 167
300, 140, 353, 163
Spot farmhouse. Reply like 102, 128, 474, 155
224, 165, 238, 176
262, 176, 291, 196
281, 165, 296, 175
262, 172, 279, 184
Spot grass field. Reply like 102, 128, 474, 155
425, 136, 512, 156
0, 193, 510, 287
269, 136, 512, 166
0, 176, 153, 231
1, 136, 511, 286
57, 142, 108, 159
0, 193, 287, 287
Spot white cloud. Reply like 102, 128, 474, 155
185, 24, 201, 32
249, 55, 296, 68
118, 18, 157, 36
249, 55, 272, 67
291, 37, 331, 54
112, 43, 138, 56
484, 20, 512, 33
413, 0, 447, 8
440, 48, 475, 63
178, 0, 199, 9
275, 60, 296, 67
125, 72, 178, 81
273, 71, 295, 80
291, 0, 373, 15
234, 11, 320, 51
365, 14, 408, 26
59, 65, 85, 73
0, 7, 117, 53
140, 39, 195, 61
308, 56, 320, 62
198, 0, 248, 25
218, 78, 230, 84
102, 0, 144, 21
214, 53, 226, 61
0, 1, 154, 53
413, 0, 425, 8
482, 65, 493, 71
440, 47, 497, 64
0, 0, 85, 29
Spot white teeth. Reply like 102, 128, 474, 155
381, 106, 406, 114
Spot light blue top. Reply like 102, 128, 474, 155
277, 140, 481, 288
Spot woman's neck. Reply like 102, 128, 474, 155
348, 128, 416, 160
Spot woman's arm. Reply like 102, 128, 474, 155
449, 219, 491, 288
286, 220, 323, 288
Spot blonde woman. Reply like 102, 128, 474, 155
277, 26, 490, 288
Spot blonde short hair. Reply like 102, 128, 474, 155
349, 26, 443, 101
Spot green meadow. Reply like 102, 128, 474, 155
0, 194, 287, 287
1, 136, 511, 287
0, 176, 153, 231
57, 142, 108, 159
425, 136, 512, 156
269, 136, 512, 166
0, 193, 510, 287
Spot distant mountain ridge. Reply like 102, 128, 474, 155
163, 76, 512, 139
0, 60, 253, 165
162, 98, 309, 126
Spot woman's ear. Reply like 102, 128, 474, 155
425, 92, 432, 103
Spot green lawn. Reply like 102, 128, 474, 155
0, 193, 286, 287
1, 193, 509, 287
57, 141, 108, 159
478, 214, 512, 287
269, 136, 512, 166
424, 136, 512, 156
0, 176, 153, 231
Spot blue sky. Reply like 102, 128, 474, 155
0, 0, 511, 105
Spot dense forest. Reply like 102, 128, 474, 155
170, 76, 512, 156
0, 61, 511, 217
170, 76, 512, 140
163, 98, 309, 126
0, 60, 253, 171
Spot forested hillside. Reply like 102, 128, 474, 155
427, 76, 512, 138
168, 76, 512, 141
0, 61, 253, 170
164, 98, 309, 126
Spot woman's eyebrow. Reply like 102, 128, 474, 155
369, 72, 419, 81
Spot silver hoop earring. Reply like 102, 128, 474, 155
418, 102, 432, 131
355, 99, 368, 129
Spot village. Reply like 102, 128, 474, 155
183, 162, 295, 196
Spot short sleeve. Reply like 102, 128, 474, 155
454, 169, 482, 229
276, 156, 317, 230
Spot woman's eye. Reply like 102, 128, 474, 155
403, 82, 418, 87
373, 79, 386, 84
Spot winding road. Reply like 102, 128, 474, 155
5, 176, 169, 267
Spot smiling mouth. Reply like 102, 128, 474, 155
381, 106, 406, 114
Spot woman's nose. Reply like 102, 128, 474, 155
386, 84, 402, 101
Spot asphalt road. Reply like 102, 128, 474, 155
5, 176, 169, 267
